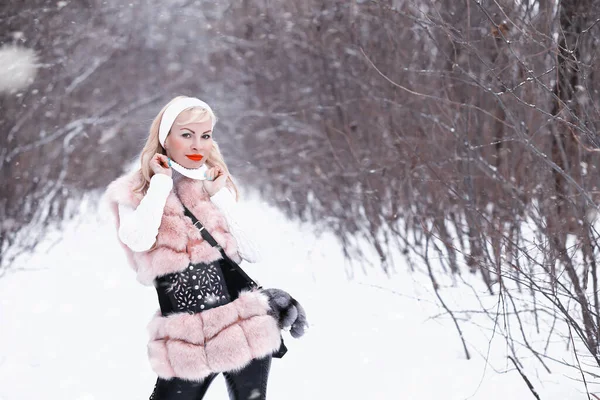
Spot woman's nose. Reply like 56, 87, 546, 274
190, 136, 201, 151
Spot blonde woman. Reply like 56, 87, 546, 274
104, 96, 307, 400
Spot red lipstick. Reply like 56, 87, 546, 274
186, 154, 203, 161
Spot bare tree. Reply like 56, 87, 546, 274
211, 0, 600, 387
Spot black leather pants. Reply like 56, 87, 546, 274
149, 355, 272, 400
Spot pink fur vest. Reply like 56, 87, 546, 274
104, 170, 243, 286
104, 171, 282, 381
147, 289, 281, 381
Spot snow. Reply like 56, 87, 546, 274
0, 45, 38, 93
0, 188, 597, 399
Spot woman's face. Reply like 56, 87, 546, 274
164, 109, 213, 169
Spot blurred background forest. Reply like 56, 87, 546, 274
2, 0, 600, 391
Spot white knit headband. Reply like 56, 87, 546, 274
158, 97, 216, 147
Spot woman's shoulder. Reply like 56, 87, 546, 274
103, 169, 146, 208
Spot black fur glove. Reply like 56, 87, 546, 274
261, 288, 308, 338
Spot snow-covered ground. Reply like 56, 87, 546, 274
0, 188, 597, 399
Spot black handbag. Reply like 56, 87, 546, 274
183, 205, 288, 358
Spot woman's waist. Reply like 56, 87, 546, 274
155, 260, 232, 315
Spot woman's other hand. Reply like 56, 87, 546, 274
204, 166, 228, 196
149, 154, 173, 178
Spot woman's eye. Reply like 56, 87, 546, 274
202, 134, 211, 139
182, 133, 192, 138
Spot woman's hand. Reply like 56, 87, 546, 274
204, 166, 228, 196
261, 288, 309, 338
149, 154, 172, 178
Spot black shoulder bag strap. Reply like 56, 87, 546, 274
182, 205, 261, 292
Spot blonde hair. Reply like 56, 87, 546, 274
133, 96, 240, 201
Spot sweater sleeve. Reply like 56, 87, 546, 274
210, 187, 263, 263
117, 173, 173, 252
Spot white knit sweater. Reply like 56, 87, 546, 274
117, 173, 262, 262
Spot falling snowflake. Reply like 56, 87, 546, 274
0, 45, 38, 93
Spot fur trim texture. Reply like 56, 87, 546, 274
103, 170, 242, 285
146, 290, 282, 381
262, 288, 309, 338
